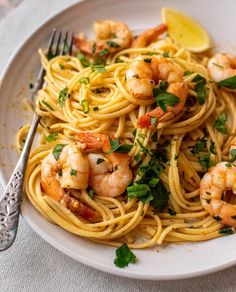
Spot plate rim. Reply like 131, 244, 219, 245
0, 0, 236, 280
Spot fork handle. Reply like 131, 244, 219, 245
0, 113, 40, 251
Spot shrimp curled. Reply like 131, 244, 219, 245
74, 20, 132, 55
77, 132, 133, 197
200, 161, 236, 227
126, 55, 188, 128
41, 144, 97, 220
208, 53, 236, 82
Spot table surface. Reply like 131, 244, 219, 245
1, 1, 236, 291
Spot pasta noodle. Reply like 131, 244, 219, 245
17, 29, 236, 249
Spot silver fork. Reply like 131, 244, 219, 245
0, 30, 74, 251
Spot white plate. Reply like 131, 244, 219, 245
1, 0, 236, 280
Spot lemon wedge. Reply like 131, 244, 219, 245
161, 7, 211, 52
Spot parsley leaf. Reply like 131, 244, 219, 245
214, 112, 228, 134
163, 51, 169, 58
92, 64, 106, 73
114, 243, 136, 268
70, 169, 77, 176
230, 149, 236, 161
107, 140, 133, 155
192, 74, 208, 105
127, 183, 152, 202
150, 181, 170, 210
97, 158, 105, 164
77, 53, 90, 67
107, 40, 120, 48
58, 86, 70, 107
217, 75, 236, 89
46, 133, 59, 142
52, 144, 65, 161
81, 100, 90, 114
79, 76, 90, 85
155, 92, 180, 113
88, 189, 95, 199
191, 138, 207, 155
99, 48, 109, 56
219, 227, 235, 235
199, 153, 215, 171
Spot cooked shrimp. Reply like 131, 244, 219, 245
130, 23, 167, 58
41, 144, 97, 220
77, 132, 133, 197
200, 142, 236, 227
208, 53, 236, 82
126, 55, 188, 128
74, 20, 132, 55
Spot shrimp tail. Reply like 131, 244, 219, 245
77, 132, 115, 152
63, 194, 98, 221
137, 107, 165, 128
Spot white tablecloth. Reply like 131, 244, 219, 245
1, 1, 236, 291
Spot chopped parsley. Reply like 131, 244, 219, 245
199, 153, 215, 171
77, 53, 90, 67
217, 75, 236, 89
230, 149, 236, 161
219, 227, 235, 235
192, 74, 209, 105
92, 64, 106, 73
79, 76, 90, 85
210, 142, 217, 155
107, 139, 133, 155
151, 117, 157, 125
168, 208, 176, 216
52, 144, 65, 161
143, 58, 152, 63
81, 100, 90, 114
93, 106, 99, 111
96, 158, 105, 164
99, 48, 109, 56
127, 183, 152, 202
191, 138, 207, 155
59, 63, 65, 70
46, 132, 59, 142
88, 189, 95, 199
114, 243, 136, 268
155, 92, 180, 113
134, 153, 142, 163
163, 51, 169, 58
70, 169, 77, 176
184, 70, 193, 76
58, 86, 70, 107
107, 40, 120, 48
214, 112, 228, 134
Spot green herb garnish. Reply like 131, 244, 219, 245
163, 51, 169, 58
107, 40, 120, 48
191, 138, 207, 155
81, 100, 90, 114
107, 139, 133, 155
114, 243, 136, 268
77, 53, 90, 67
92, 64, 106, 73
99, 48, 109, 56
97, 158, 105, 164
155, 92, 180, 113
46, 133, 58, 142
58, 86, 70, 107
168, 208, 176, 216
214, 112, 228, 134
217, 75, 236, 89
88, 189, 95, 199
143, 58, 152, 63
52, 144, 65, 161
79, 76, 90, 85
219, 227, 235, 235
70, 169, 78, 176
192, 74, 208, 105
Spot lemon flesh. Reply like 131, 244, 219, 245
162, 7, 211, 52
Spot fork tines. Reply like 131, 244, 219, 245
47, 29, 74, 60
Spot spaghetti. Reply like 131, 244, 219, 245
17, 20, 236, 249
